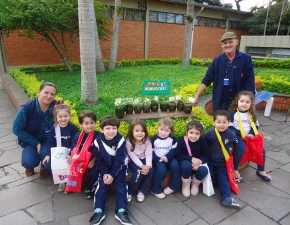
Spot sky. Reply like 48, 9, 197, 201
222, 0, 268, 11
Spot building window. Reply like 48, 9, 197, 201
248, 47, 290, 59
158, 12, 167, 22
108, 6, 145, 21
149, 11, 157, 22
176, 14, 183, 24
167, 13, 175, 23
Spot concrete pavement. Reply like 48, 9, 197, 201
1, 73, 290, 225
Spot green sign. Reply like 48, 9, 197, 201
141, 80, 171, 95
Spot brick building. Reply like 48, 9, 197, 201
0, 0, 252, 71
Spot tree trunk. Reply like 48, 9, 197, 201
108, 0, 122, 71
182, 0, 194, 67
95, 19, 105, 73
78, 0, 98, 104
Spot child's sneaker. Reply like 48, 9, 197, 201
89, 212, 105, 225
151, 191, 166, 199
85, 190, 93, 199
221, 197, 241, 210
136, 192, 145, 202
163, 186, 174, 195
115, 210, 132, 225
58, 183, 66, 192
127, 195, 132, 203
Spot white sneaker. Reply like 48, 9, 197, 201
128, 195, 132, 202
58, 183, 66, 192
151, 191, 166, 199
163, 186, 174, 195
137, 192, 145, 202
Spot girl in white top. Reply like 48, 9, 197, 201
126, 119, 154, 203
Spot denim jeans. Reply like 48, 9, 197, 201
21, 140, 51, 171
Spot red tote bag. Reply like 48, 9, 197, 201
215, 129, 239, 195
65, 131, 93, 192
243, 134, 264, 166
237, 110, 264, 167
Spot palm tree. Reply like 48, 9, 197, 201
182, 0, 195, 67
108, 0, 122, 71
78, 0, 98, 104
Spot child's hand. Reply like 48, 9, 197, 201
191, 157, 201, 167
87, 157, 96, 169
66, 155, 72, 164
246, 134, 254, 138
159, 156, 168, 163
42, 156, 50, 164
103, 174, 114, 185
141, 165, 150, 175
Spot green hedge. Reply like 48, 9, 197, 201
14, 57, 290, 73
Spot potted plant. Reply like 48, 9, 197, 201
133, 97, 143, 114
125, 98, 134, 114
176, 95, 184, 111
143, 98, 151, 113
151, 96, 159, 112
114, 99, 125, 119
159, 97, 169, 112
183, 96, 193, 114
168, 96, 176, 112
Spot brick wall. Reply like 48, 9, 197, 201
2, 21, 249, 67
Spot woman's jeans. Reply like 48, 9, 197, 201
21, 140, 51, 171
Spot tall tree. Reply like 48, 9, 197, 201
0, 0, 110, 72
234, 0, 243, 11
78, 0, 97, 104
243, 2, 290, 35
182, 0, 195, 67
108, 0, 122, 71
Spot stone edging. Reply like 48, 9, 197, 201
0, 73, 30, 111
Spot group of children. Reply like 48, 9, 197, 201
44, 90, 272, 225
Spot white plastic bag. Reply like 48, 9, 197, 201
201, 163, 215, 196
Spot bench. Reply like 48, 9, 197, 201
255, 76, 276, 117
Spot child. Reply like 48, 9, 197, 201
229, 90, 272, 182
42, 101, 78, 192
204, 110, 241, 209
175, 120, 209, 197
151, 117, 180, 199
71, 110, 99, 198
126, 119, 154, 203
90, 115, 132, 225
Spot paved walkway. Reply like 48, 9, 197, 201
0, 74, 290, 225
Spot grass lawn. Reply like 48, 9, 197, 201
34, 64, 290, 119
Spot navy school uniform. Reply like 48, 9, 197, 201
151, 134, 180, 194
204, 128, 237, 201
93, 132, 128, 211
175, 137, 209, 180
72, 130, 100, 192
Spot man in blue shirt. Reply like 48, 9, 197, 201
193, 32, 255, 113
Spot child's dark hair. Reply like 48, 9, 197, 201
213, 109, 230, 121
78, 110, 97, 124
126, 119, 149, 152
229, 90, 257, 122
158, 117, 174, 135
53, 100, 70, 126
100, 115, 120, 129
186, 120, 204, 136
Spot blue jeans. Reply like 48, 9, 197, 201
151, 158, 180, 194
179, 160, 208, 180
21, 140, 51, 171
127, 158, 154, 195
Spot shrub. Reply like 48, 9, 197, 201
190, 58, 203, 66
